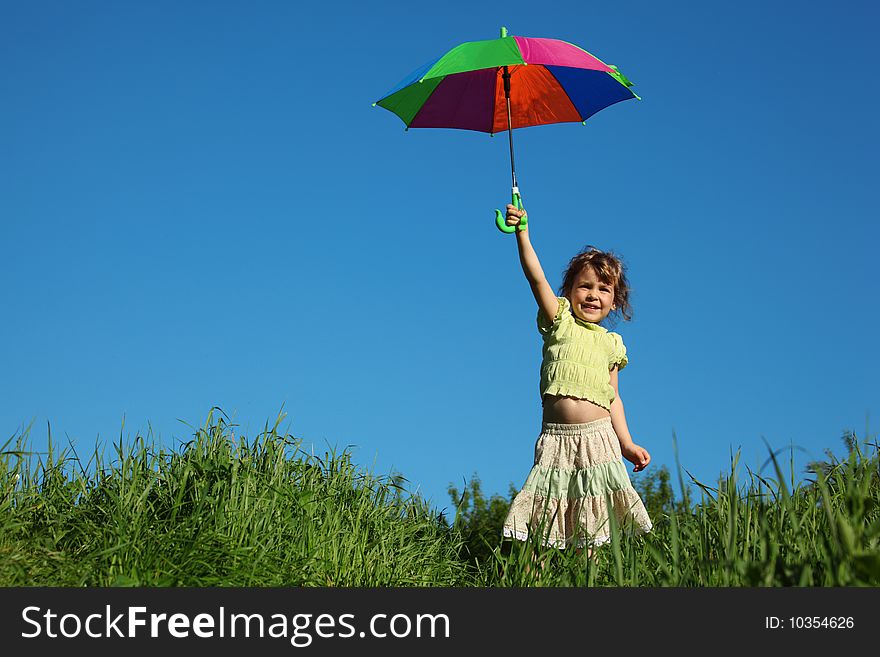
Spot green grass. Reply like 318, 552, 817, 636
1, 409, 469, 586
2, 410, 878, 586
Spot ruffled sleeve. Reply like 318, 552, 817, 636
537, 296, 570, 335
608, 332, 629, 371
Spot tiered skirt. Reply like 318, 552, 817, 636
502, 417, 653, 548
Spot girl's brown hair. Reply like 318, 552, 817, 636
558, 245, 633, 322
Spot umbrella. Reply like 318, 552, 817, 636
374, 27, 638, 233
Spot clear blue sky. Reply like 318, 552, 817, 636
2, 0, 878, 513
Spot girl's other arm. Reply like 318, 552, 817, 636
609, 366, 651, 472
506, 204, 558, 321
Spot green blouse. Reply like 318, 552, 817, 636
537, 296, 629, 411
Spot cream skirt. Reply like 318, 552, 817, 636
502, 417, 653, 548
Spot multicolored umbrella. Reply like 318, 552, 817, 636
374, 27, 638, 233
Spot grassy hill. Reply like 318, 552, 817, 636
2, 410, 878, 586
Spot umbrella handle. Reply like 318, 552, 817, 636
494, 187, 528, 234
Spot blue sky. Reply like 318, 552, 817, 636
2, 0, 878, 514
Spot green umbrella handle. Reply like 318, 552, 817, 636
494, 187, 528, 234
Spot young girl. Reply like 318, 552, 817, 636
501, 203, 653, 551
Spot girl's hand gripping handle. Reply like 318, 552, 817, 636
494, 187, 528, 233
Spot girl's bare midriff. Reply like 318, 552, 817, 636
542, 394, 611, 424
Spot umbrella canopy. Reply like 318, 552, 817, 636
375, 30, 638, 134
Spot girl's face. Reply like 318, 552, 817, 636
567, 266, 615, 324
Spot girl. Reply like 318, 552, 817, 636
501, 203, 652, 552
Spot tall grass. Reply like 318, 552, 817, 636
2, 411, 877, 586
0, 409, 470, 586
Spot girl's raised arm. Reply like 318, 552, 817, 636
506, 204, 559, 321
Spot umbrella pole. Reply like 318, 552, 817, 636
494, 66, 527, 233
492, 65, 527, 233
502, 66, 518, 190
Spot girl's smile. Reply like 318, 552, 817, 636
568, 267, 615, 323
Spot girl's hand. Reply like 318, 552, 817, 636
506, 203, 526, 228
621, 443, 651, 472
